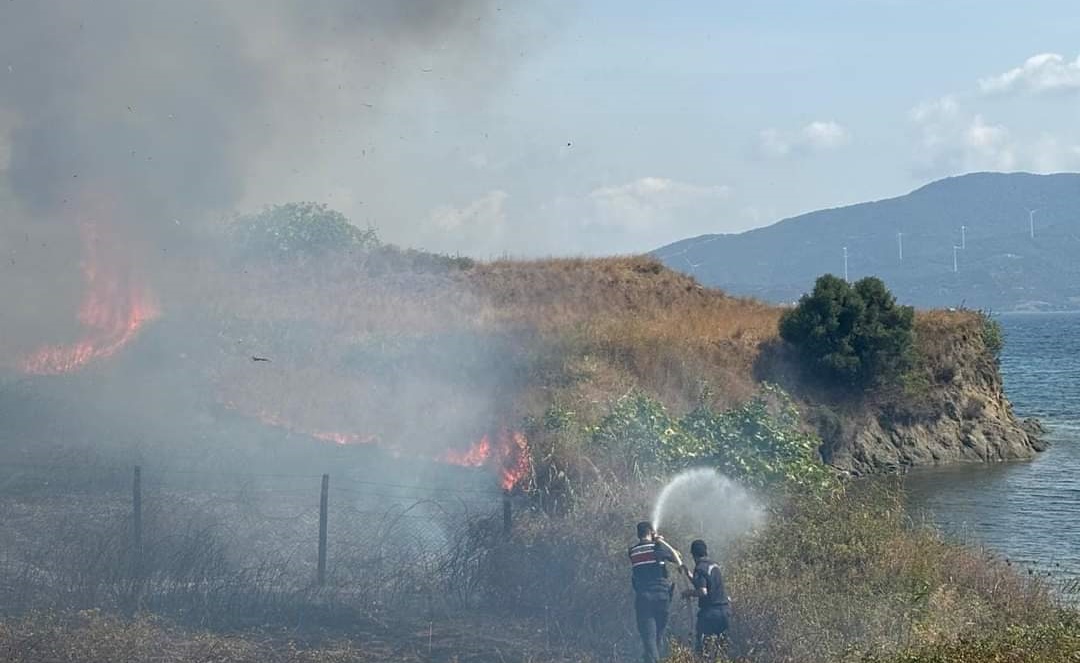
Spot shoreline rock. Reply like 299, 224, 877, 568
812, 315, 1046, 475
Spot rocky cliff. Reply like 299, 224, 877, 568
803, 311, 1046, 475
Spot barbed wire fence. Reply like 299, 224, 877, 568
0, 460, 510, 626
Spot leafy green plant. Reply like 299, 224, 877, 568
978, 310, 1004, 361
677, 384, 837, 492
590, 392, 694, 481
589, 385, 837, 493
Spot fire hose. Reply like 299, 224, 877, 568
656, 534, 696, 636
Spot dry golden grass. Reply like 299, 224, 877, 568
184, 255, 785, 443
162, 249, 1000, 468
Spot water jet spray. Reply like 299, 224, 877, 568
651, 468, 765, 557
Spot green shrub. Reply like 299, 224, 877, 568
780, 274, 915, 389
978, 310, 1004, 361
232, 202, 379, 259
861, 617, 1080, 663
590, 392, 693, 482
589, 385, 836, 493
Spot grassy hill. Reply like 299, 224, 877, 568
1, 242, 1072, 663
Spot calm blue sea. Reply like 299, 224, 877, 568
904, 311, 1080, 593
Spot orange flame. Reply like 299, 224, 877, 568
221, 401, 381, 447
444, 430, 531, 491
443, 435, 491, 467
221, 400, 528, 489
21, 222, 159, 375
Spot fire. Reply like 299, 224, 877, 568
221, 400, 529, 489
221, 401, 381, 447
310, 430, 380, 446
443, 435, 491, 467
444, 430, 531, 491
21, 222, 159, 375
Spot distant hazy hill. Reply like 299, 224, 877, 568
653, 172, 1080, 310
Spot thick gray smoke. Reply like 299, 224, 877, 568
0, 1, 503, 220
0, 0, 514, 362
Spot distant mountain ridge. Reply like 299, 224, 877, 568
653, 172, 1080, 310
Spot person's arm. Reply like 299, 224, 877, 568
654, 536, 684, 568
682, 567, 709, 599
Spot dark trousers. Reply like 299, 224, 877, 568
634, 594, 670, 663
694, 605, 730, 656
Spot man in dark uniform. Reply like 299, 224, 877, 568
681, 539, 731, 656
629, 521, 684, 663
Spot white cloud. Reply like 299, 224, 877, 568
908, 98, 1080, 175
803, 121, 851, 149
908, 95, 960, 124
418, 179, 739, 258
908, 54, 1080, 175
587, 177, 731, 232
759, 120, 851, 157
423, 190, 512, 256
1031, 135, 1080, 172
964, 115, 1016, 170
980, 53, 1080, 95
430, 190, 508, 232
759, 129, 793, 157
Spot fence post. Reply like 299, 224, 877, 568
133, 466, 143, 569
318, 473, 329, 586
132, 465, 144, 607
502, 490, 512, 539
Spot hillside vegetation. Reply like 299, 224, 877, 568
188, 243, 1036, 478
1, 217, 1070, 662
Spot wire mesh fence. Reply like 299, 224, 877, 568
0, 460, 507, 625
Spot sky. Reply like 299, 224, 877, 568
3, 0, 1080, 259
344, 0, 1080, 257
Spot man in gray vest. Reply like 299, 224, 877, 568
681, 539, 731, 656
629, 521, 684, 663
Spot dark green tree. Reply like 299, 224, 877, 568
779, 274, 914, 388
232, 202, 378, 259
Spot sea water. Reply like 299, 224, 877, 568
904, 311, 1080, 592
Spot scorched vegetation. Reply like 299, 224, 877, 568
1, 205, 1074, 662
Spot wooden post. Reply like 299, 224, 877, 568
318, 473, 329, 586
502, 490, 512, 539
132, 465, 143, 578
131, 464, 144, 611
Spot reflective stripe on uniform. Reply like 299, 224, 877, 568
630, 543, 659, 567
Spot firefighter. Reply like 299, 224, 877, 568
681, 539, 731, 656
629, 521, 684, 663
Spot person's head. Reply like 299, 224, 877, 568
636, 521, 655, 540
690, 539, 708, 560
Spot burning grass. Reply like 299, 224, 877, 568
187, 254, 784, 461
3, 244, 1067, 661
0, 449, 1073, 662
187, 251, 986, 458
18, 202, 160, 376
